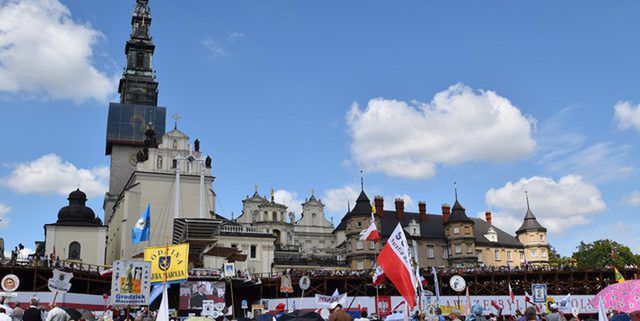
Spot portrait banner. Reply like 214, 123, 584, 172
179, 281, 225, 310
144, 243, 189, 284
110, 260, 152, 305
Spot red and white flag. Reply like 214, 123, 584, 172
376, 223, 417, 308
359, 217, 380, 242
508, 283, 515, 302
99, 267, 113, 278
524, 291, 532, 304
372, 266, 386, 285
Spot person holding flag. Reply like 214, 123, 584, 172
131, 204, 150, 244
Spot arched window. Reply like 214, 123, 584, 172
68, 242, 81, 260
136, 52, 145, 68
272, 211, 277, 221
311, 213, 317, 225
157, 155, 163, 169
172, 139, 178, 149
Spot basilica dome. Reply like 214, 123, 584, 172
56, 189, 102, 225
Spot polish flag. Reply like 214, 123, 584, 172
524, 291, 532, 304
376, 223, 417, 308
359, 218, 380, 243
372, 266, 387, 285
508, 283, 515, 302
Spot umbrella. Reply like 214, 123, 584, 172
255, 314, 275, 321
277, 311, 324, 321
77, 308, 96, 321
592, 280, 640, 313
63, 308, 83, 321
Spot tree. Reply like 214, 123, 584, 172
548, 245, 571, 267
571, 239, 638, 269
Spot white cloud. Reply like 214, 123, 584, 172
1, 153, 108, 198
476, 210, 522, 235
346, 83, 535, 179
201, 36, 228, 60
273, 189, 304, 216
386, 194, 416, 212
227, 31, 244, 41
0, 0, 116, 102
0, 203, 10, 228
614, 101, 640, 132
322, 186, 359, 214
485, 175, 606, 235
623, 191, 640, 207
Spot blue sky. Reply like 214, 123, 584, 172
2, 0, 640, 257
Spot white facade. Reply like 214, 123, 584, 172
105, 127, 216, 263
45, 225, 107, 265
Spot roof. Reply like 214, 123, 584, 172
516, 207, 546, 234
333, 190, 372, 231
445, 199, 474, 225
471, 218, 523, 248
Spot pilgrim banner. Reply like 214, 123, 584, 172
179, 281, 225, 310
376, 296, 391, 319
110, 261, 151, 305
144, 243, 189, 284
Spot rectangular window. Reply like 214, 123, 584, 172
356, 240, 363, 250
466, 243, 473, 254
172, 159, 177, 168
455, 244, 461, 254
356, 221, 362, 228
443, 248, 448, 259
453, 227, 460, 235
477, 251, 483, 262
531, 249, 537, 257
520, 252, 525, 261
495, 250, 500, 261
357, 260, 364, 270
428, 247, 434, 258
157, 156, 163, 169
542, 249, 547, 258
369, 241, 375, 250
539, 234, 543, 241
250, 245, 257, 259
507, 251, 512, 261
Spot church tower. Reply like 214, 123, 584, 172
516, 193, 549, 266
443, 194, 477, 267
104, 0, 166, 222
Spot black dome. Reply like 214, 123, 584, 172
56, 189, 102, 226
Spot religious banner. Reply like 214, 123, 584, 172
179, 281, 225, 310
110, 261, 152, 305
280, 275, 293, 293
376, 296, 391, 319
48, 269, 73, 293
144, 243, 189, 284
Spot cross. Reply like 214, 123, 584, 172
172, 113, 181, 129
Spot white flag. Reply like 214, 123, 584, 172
431, 267, 440, 304
598, 297, 607, 321
156, 283, 169, 321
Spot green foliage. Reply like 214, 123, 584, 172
571, 239, 638, 269
548, 245, 571, 267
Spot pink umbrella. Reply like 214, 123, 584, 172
592, 280, 640, 313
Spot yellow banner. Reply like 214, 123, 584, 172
440, 305, 465, 315
144, 243, 189, 283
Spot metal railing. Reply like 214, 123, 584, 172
220, 225, 270, 234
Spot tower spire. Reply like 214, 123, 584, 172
454, 180, 458, 201
360, 170, 364, 191
118, 0, 158, 106
525, 190, 530, 210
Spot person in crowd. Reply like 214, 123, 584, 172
12, 303, 23, 321
435, 308, 446, 321
356, 310, 370, 321
525, 307, 539, 321
546, 304, 566, 321
329, 303, 352, 321
22, 298, 42, 321
45, 305, 69, 321
449, 310, 463, 321
1, 308, 12, 321
465, 304, 488, 321
0, 298, 13, 318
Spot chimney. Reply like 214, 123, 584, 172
442, 203, 451, 223
374, 196, 384, 217
485, 210, 492, 226
419, 201, 427, 222
395, 198, 405, 220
